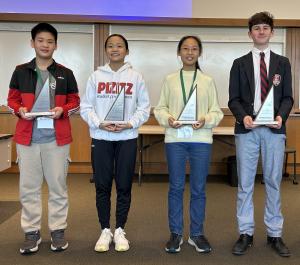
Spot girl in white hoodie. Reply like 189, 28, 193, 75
80, 34, 150, 252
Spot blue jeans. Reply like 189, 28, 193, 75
165, 142, 212, 236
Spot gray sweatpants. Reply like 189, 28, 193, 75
17, 141, 70, 233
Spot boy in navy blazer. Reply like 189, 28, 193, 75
228, 12, 293, 257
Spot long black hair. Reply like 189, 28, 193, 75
177, 35, 202, 70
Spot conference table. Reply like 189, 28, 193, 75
0, 134, 13, 172
137, 125, 234, 186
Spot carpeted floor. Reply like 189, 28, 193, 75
0, 201, 20, 224
0, 173, 300, 265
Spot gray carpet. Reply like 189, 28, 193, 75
0, 173, 300, 265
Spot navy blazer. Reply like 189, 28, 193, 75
228, 51, 294, 134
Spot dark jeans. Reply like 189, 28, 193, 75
92, 138, 137, 229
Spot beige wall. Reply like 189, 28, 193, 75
192, 0, 300, 19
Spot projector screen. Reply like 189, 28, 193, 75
0, 0, 192, 18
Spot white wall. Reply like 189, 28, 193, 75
192, 0, 300, 19
111, 25, 285, 108
0, 23, 93, 105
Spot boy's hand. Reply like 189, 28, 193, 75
50, 107, 63, 119
267, 116, 282, 129
18, 107, 34, 120
243, 115, 258, 129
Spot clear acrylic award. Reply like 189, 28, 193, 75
174, 86, 198, 125
25, 78, 54, 118
253, 85, 278, 125
102, 86, 127, 124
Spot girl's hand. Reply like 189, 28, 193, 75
192, 118, 205, 130
99, 123, 133, 132
99, 123, 116, 132
168, 117, 182, 129
114, 123, 133, 132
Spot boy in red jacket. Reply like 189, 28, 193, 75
7, 23, 79, 254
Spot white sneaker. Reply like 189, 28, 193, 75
114, 227, 130, 252
94, 228, 113, 252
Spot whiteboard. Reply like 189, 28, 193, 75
0, 23, 93, 106
111, 25, 285, 107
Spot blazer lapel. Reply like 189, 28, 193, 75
268, 51, 279, 89
243, 52, 255, 99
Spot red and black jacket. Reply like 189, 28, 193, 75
7, 58, 80, 146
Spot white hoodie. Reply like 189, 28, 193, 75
80, 62, 150, 141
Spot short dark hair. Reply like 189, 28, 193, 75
105, 34, 129, 50
248, 11, 274, 31
177, 35, 203, 70
31, 23, 58, 43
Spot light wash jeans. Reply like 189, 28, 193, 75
165, 142, 212, 236
235, 127, 285, 237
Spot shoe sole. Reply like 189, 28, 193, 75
51, 241, 69, 252
188, 237, 212, 253
278, 253, 291, 257
232, 243, 253, 255
165, 238, 183, 253
20, 238, 42, 254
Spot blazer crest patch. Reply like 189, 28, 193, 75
273, 74, 281, 86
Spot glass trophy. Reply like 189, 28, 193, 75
253, 85, 278, 125
174, 86, 198, 125
102, 86, 127, 124
25, 78, 54, 118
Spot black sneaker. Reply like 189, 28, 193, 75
188, 235, 212, 253
165, 233, 183, 253
51, 229, 68, 252
267, 236, 291, 257
20, 230, 42, 255
232, 234, 253, 255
